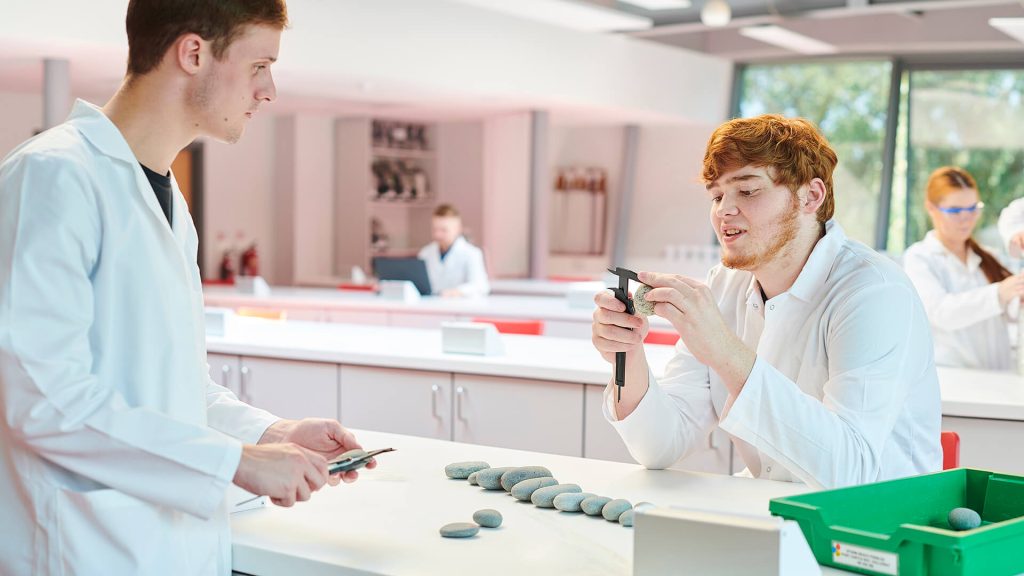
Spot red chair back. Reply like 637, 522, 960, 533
471, 318, 544, 336
644, 330, 680, 346
338, 283, 377, 292
941, 431, 960, 470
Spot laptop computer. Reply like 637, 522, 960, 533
372, 257, 433, 296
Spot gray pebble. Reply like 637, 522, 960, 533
602, 499, 632, 522
634, 284, 656, 316
948, 507, 981, 531
531, 484, 582, 508
467, 471, 480, 486
618, 509, 635, 527
440, 522, 479, 538
552, 492, 596, 513
580, 496, 612, 516
500, 466, 553, 491
511, 477, 558, 501
445, 461, 490, 480
476, 467, 515, 490
473, 509, 503, 528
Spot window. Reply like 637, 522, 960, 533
737, 61, 894, 247
892, 68, 1024, 254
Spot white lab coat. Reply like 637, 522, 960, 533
0, 100, 279, 575
418, 235, 490, 297
902, 231, 1014, 371
999, 197, 1024, 259
605, 221, 942, 490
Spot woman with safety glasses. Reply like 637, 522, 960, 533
903, 166, 1024, 370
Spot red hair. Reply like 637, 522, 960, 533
703, 114, 838, 223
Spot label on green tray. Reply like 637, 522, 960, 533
831, 541, 898, 575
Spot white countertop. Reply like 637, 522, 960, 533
230, 429, 825, 576
204, 284, 674, 330
204, 285, 602, 322
489, 278, 605, 297
207, 316, 677, 385
208, 317, 1024, 422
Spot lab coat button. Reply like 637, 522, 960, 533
766, 466, 772, 473
769, 304, 775, 311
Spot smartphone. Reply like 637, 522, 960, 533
328, 447, 395, 475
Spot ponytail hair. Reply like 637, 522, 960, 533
967, 238, 1011, 284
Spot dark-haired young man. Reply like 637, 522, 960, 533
0, 2, 371, 574
591, 115, 942, 490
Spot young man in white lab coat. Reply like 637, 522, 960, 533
0, 2, 372, 574
418, 203, 490, 297
592, 115, 942, 490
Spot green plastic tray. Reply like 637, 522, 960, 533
769, 469, 1024, 576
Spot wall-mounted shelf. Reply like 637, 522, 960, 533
371, 147, 435, 160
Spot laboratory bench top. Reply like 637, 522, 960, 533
207, 317, 1024, 422
230, 429, 853, 576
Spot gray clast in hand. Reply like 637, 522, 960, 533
634, 284, 656, 316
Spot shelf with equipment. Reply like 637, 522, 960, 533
336, 118, 438, 276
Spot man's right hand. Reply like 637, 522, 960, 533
233, 443, 329, 507
592, 288, 649, 363
592, 288, 652, 419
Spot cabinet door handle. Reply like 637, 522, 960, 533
431, 384, 441, 419
455, 386, 466, 422
220, 365, 232, 388
240, 366, 251, 404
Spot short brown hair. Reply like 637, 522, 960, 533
433, 204, 460, 219
702, 114, 838, 223
126, 0, 289, 76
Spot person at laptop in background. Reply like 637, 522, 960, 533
418, 204, 490, 297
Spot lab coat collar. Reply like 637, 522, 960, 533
921, 231, 982, 271
67, 99, 140, 165
786, 219, 846, 303
68, 99, 186, 243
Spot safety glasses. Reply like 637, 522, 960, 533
935, 201, 984, 216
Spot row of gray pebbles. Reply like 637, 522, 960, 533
440, 461, 649, 538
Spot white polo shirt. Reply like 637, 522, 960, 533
902, 231, 1013, 371
605, 220, 942, 490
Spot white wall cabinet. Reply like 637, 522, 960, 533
340, 366, 452, 440
207, 352, 241, 396
452, 374, 584, 457
943, 416, 1024, 474
238, 356, 340, 420
583, 385, 731, 474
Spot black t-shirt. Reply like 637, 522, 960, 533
140, 163, 173, 228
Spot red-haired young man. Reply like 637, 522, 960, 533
592, 115, 941, 490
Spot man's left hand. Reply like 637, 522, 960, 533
259, 418, 375, 484
637, 271, 755, 393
